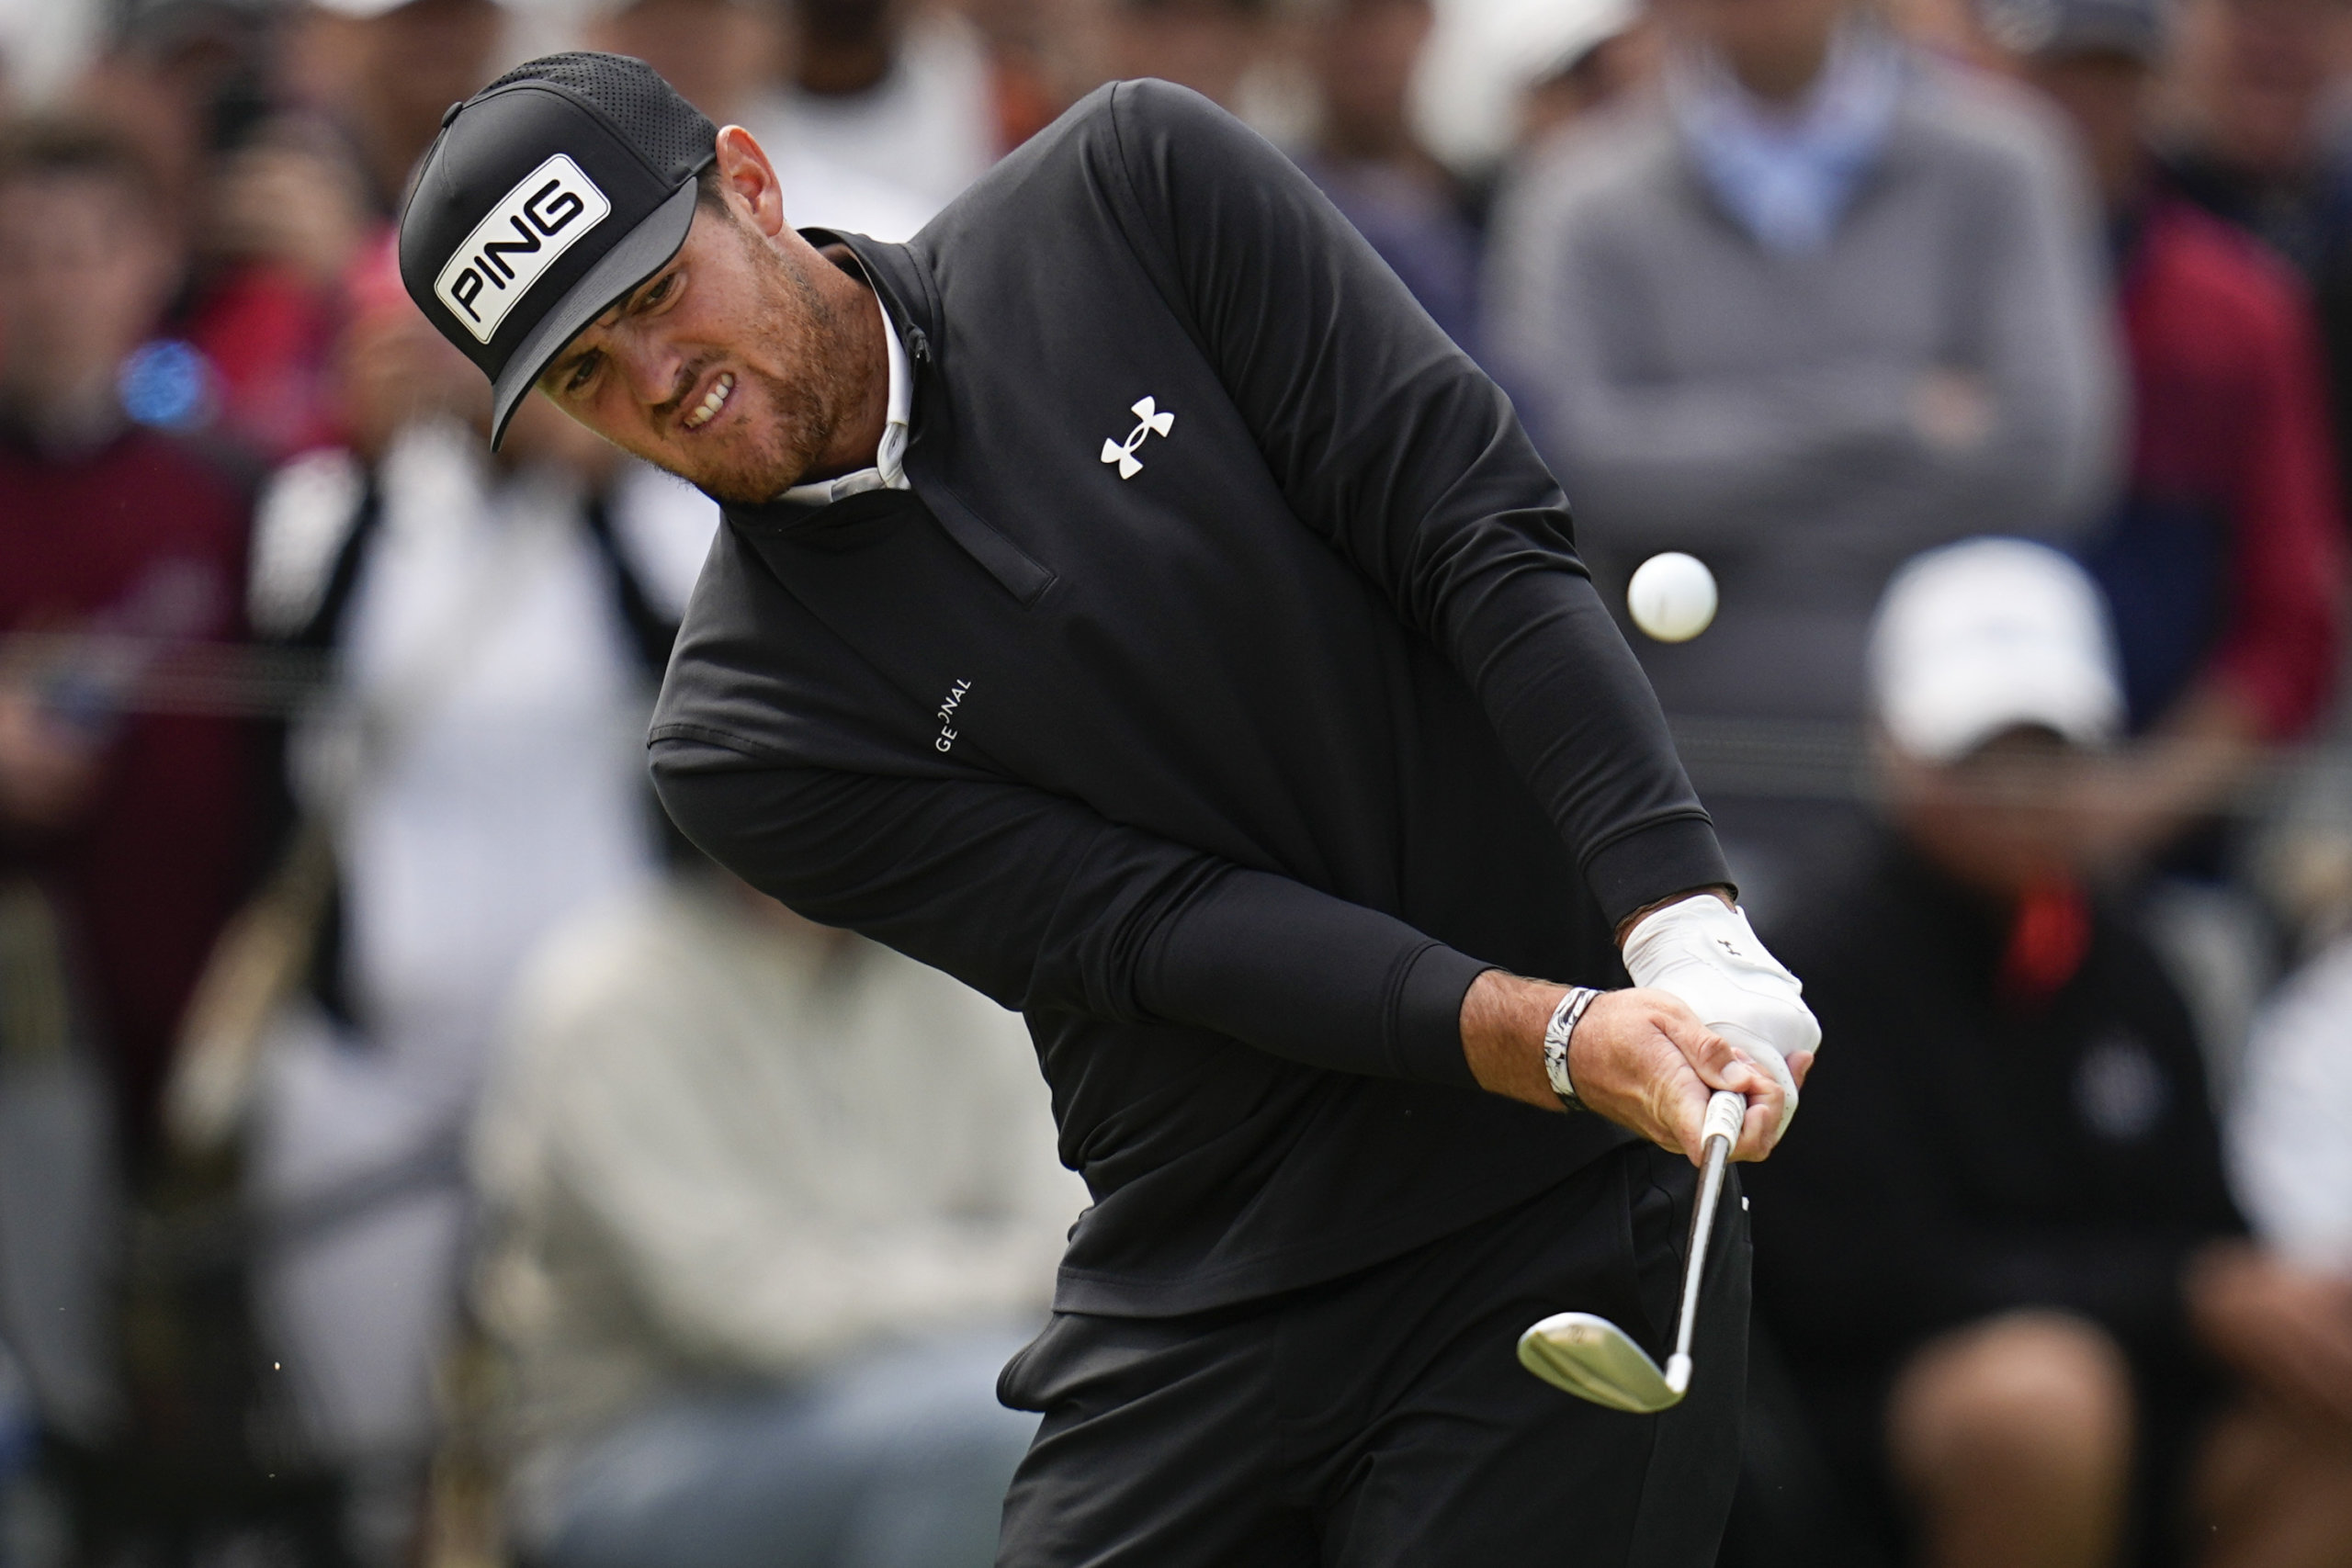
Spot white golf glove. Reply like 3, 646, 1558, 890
1621, 895, 1820, 1139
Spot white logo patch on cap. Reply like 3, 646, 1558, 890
433, 154, 612, 344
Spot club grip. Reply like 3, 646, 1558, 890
1702, 1089, 1745, 1151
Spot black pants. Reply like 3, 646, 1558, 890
996, 1142, 1750, 1567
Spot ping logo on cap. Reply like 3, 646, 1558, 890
433, 154, 612, 344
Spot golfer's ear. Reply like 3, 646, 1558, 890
711, 125, 787, 239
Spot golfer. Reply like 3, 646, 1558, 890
401, 53, 1821, 1565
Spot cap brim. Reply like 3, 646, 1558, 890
490, 179, 700, 449
1882, 657, 2120, 762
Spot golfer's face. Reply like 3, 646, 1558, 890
537, 203, 827, 503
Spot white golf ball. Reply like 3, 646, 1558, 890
1627, 552, 1718, 643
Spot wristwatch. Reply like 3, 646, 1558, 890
1543, 987, 1601, 1113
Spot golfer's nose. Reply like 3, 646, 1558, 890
614, 332, 684, 412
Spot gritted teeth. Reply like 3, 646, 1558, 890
683, 371, 734, 431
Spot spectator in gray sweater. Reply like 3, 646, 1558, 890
1487, 0, 2120, 901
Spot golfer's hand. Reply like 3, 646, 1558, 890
1459, 974, 1798, 1164
1573, 987, 1798, 1163
1619, 893, 1820, 1140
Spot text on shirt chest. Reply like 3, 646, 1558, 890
934, 678, 972, 752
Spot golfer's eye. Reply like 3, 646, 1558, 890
639, 269, 680, 312
563, 351, 601, 397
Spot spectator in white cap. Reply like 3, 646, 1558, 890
1741, 538, 2352, 1568
1507, 0, 1656, 150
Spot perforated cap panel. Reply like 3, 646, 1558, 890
481, 52, 717, 183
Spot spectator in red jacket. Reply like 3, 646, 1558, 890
70, 3, 370, 463
1990, 0, 2346, 868
0, 117, 254, 1171
2155, 0, 2352, 521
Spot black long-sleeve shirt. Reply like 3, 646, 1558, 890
650, 82, 1729, 1314
1747, 843, 2244, 1379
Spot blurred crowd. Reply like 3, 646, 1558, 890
5, 0, 2352, 1565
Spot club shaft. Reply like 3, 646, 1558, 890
1671, 1130, 1733, 1365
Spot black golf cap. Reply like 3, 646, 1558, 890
398, 52, 718, 448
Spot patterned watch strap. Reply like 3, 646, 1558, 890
1543, 987, 1602, 1112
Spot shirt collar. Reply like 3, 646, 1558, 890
777, 291, 913, 506
1670, 24, 1905, 255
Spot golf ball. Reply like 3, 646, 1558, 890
1627, 552, 1717, 643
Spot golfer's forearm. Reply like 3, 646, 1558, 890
1136, 865, 1487, 1086
1459, 968, 1561, 1109
654, 744, 1489, 1085
1448, 565, 1732, 925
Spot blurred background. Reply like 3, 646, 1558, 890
4, 0, 2352, 1564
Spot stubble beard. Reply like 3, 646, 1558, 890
685, 225, 845, 507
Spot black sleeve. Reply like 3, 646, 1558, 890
653, 741, 1486, 1088
1103, 81, 1728, 920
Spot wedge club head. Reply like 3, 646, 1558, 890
1516, 1312, 1690, 1413
1518, 1089, 1744, 1413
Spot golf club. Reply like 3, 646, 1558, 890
1517, 1088, 1746, 1412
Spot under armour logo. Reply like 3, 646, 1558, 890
1101, 397, 1174, 479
